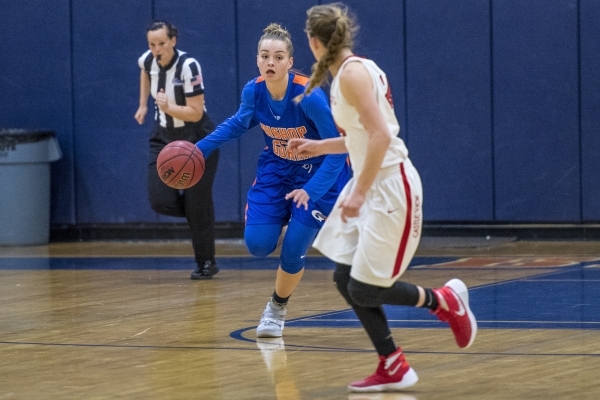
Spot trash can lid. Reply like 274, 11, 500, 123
0, 129, 56, 145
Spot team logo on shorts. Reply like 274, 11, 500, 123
311, 210, 326, 222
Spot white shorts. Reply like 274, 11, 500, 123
313, 159, 423, 288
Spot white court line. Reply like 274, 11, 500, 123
299, 318, 600, 326
526, 279, 600, 282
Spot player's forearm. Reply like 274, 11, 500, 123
196, 113, 251, 157
164, 105, 203, 122
319, 137, 348, 154
354, 132, 390, 195
303, 152, 348, 202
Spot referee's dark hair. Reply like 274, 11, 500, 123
146, 20, 178, 39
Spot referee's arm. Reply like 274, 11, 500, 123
156, 90, 205, 123
134, 70, 150, 125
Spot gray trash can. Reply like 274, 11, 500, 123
0, 129, 62, 245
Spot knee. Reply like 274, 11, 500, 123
279, 244, 306, 274
149, 198, 183, 217
245, 235, 276, 258
149, 199, 168, 213
348, 278, 380, 308
244, 224, 281, 257
279, 259, 304, 274
333, 264, 353, 304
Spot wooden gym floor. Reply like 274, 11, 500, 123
1, 237, 599, 399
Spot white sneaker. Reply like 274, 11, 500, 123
256, 301, 287, 338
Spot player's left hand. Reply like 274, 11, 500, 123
285, 188, 310, 210
287, 138, 320, 158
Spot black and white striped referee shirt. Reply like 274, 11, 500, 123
138, 49, 206, 129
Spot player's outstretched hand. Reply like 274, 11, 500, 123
287, 138, 321, 158
285, 188, 310, 210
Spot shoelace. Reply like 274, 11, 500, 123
200, 263, 214, 275
384, 351, 403, 370
261, 312, 283, 325
437, 289, 450, 311
431, 289, 451, 321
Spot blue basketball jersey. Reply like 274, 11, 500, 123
252, 74, 326, 165
196, 72, 350, 228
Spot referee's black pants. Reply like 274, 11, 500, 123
147, 115, 219, 266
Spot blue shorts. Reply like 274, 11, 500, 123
245, 153, 349, 229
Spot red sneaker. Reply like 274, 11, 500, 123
432, 279, 477, 349
348, 348, 418, 392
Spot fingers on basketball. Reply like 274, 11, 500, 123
156, 140, 205, 189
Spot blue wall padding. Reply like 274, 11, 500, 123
580, 0, 600, 221
0, 0, 75, 223
492, 0, 580, 222
0, 0, 597, 226
72, 1, 153, 223
406, 0, 493, 221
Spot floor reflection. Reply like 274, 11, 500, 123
257, 338, 301, 400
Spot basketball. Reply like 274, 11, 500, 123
156, 140, 205, 189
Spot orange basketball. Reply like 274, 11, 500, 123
156, 140, 205, 189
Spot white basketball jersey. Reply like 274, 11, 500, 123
330, 56, 408, 174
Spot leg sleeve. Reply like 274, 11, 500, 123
245, 223, 282, 257
333, 264, 396, 355
279, 218, 320, 274
348, 278, 420, 308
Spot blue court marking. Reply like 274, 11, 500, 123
283, 263, 600, 331
0, 256, 456, 270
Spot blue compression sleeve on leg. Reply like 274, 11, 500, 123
279, 218, 320, 274
244, 223, 282, 257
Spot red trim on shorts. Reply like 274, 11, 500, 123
393, 163, 412, 277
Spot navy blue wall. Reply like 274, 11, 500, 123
1, 0, 75, 223
493, 0, 580, 222
406, 0, 493, 221
71, 1, 152, 223
1, 0, 598, 227
580, 0, 600, 221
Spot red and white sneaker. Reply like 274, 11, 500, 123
432, 279, 477, 349
348, 348, 419, 392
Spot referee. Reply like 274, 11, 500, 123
134, 20, 220, 279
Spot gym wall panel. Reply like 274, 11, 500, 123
580, 0, 600, 221
344, 1, 405, 138
405, 0, 493, 221
4, 1, 600, 230
72, 1, 153, 223
0, 0, 75, 224
492, 0, 580, 222
155, 0, 240, 222
236, 0, 318, 218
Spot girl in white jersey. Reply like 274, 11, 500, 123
288, 2, 477, 393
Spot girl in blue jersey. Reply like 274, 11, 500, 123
196, 23, 350, 338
